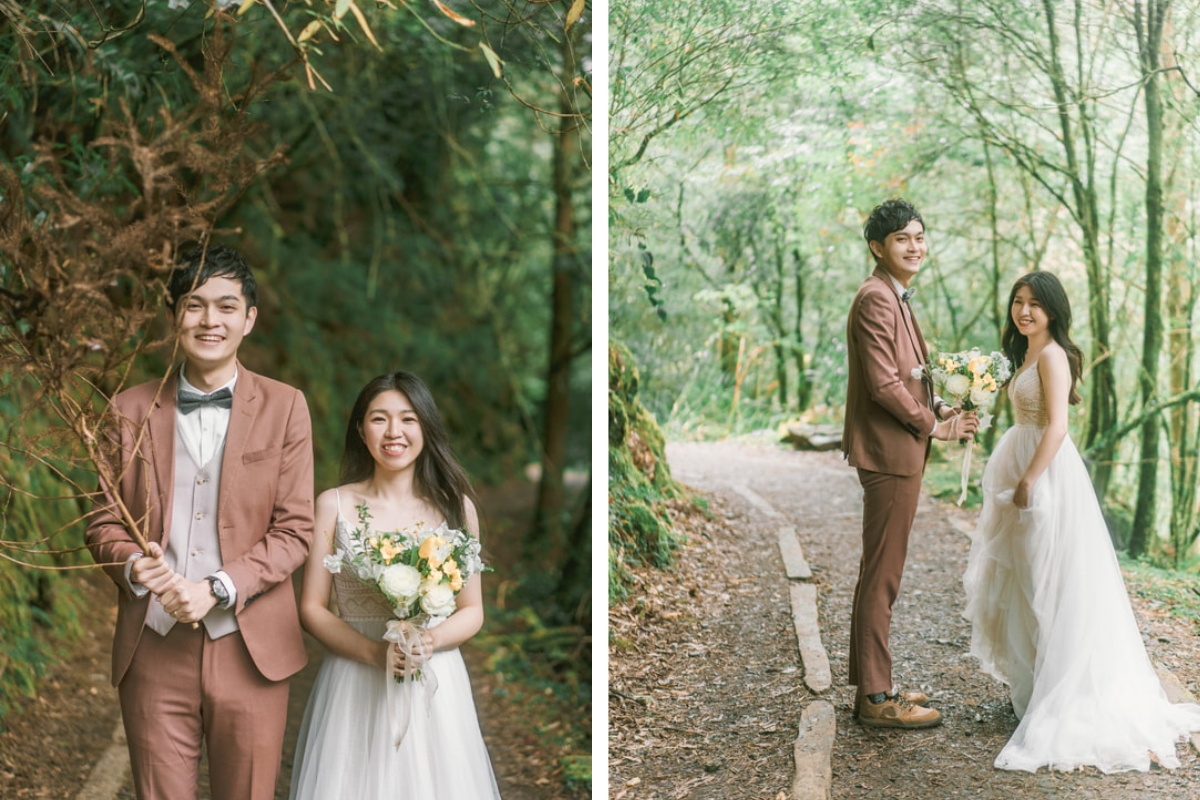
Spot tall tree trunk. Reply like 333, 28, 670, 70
793, 248, 811, 411
719, 299, 741, 380
1163, 29, 1199, 564
1166, 201, 1197, 563
532, 25, 583, 554
772, 243, 788, 408
982, 138, 1005, 451
553, 476, 592, 626
1041, 0, 1119, 499
1129, 0, 1169, 557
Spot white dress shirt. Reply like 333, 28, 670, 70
177, 368, 236, 469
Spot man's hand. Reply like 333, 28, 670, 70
932, 410, 980, 441
130, 542, 181, 596
159, 578, 219, 625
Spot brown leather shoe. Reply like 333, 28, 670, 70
856, 691, 942, 729
852, 686, 930, 718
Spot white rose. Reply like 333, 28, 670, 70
969, 386, 993, 408
322, 550, 345, 575
945, 373, 971, 399
379, 563, 421, 601
910, 367, 925, 381
420, 581, 458, 617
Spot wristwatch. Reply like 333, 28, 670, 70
207, 575, 230, 608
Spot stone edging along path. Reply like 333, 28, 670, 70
728, 483, 836, 800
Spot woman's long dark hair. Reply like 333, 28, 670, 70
340, 371, 477, 530
1001, 271, 1084, 405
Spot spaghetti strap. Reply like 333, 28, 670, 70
334, 487, 345, 523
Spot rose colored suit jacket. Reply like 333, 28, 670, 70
842, 268, 937, 477
86, 365, 314, 686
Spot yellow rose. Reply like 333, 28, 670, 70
450, 573, 464, 591
419, 535, 450, 568
443, 557, 459, 575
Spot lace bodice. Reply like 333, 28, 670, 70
1009, 361, 1048, 428
332, 514, 395, 629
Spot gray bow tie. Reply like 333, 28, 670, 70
178, 387, 233, 414
901, 288, 916, 303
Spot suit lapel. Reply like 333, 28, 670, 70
872, 268, 926, 368
871, 268, 933, 413
148, 370, 180, 545
906, 300, 935, 412
909, 308, 930, 363
220, 364, 259, 519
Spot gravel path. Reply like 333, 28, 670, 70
610, 439, 1200, 800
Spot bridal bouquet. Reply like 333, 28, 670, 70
324, 504, 487, 678
923, 347, 1011, 429
916, 347, 1013, 505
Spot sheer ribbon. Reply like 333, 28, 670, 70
384, 619, 438, 747
957, 441, 973, 506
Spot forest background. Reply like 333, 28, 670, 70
0, 0, 591, 793
609, 0, 1200, 590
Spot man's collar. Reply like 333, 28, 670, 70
179, 364, 238, 397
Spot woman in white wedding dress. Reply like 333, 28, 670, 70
289, 371, 501, 799
964, 271, 1200, 773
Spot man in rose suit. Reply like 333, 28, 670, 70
86, 245, 314, 799
842, 199, 978, 728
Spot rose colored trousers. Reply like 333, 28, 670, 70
119, 623, 289, 800
849, 468, 923, 697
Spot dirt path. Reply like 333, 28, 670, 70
610, 439, 1200, 800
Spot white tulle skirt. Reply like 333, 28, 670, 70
289, 619, 501, 800
964, 424, 1200, 773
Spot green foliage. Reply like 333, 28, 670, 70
473, 605, 590, 796
0, 401, 90, 724
923, 448, 984, 509
607, 546, 634, 603
560, 753, 592, 793
1119, 554, 1200, 622
609, 341, 689, 595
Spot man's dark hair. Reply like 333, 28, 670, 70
863, 199, 924, 262
167, 244, 258, 312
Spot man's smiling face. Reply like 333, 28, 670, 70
870, 219, 926, 287
174, 275, 257, 380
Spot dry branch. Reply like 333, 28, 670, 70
0, 10, 288, 569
